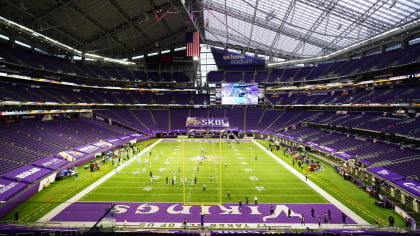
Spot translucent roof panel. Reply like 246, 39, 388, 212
203, 0, 420, 59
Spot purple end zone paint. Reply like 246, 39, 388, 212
51, 202, 356, 224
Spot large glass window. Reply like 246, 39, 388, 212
200, 44, 217, 85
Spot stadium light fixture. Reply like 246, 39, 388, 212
0, 16, 135, 66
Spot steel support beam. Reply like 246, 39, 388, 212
57, 0, 131, 52
30, 2, 67, 29
291, 0, 338, 55
297, 0, 389, 32
1, 0, 83, 47
204, 1, 337, 52
247, 0, 259, 50
206, 26, 302, 59
270, 0, 297, 56
329, 0, 391, 46
148, 0, 177, 43
108, 0, 153, 43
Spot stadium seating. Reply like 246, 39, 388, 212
0, 81, 209, 105
0, 43, 191, 83
0, 118, 132, 174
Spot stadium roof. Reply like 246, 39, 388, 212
0, 0, 196, 59
203, 0, 420, 60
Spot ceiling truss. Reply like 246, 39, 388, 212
203, 0, 339, 53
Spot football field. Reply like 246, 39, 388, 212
80, 139, 326, 204
41, 138, 368, 228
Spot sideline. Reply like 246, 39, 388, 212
252, 140, 368, 225
39, 139, 162, 222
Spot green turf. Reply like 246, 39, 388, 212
255, 139, 406, 227
80, 139, 327, 204
2, 138, 406, 228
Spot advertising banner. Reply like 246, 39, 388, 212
333, 152, 354, 160
211, 47, 265, 69
91, 140, 113, 149
2, 165, 52, 184
0, 179, 27, 202
38, 172, 57, 192
103, 137, 122, 145
32, 156, 70, 170
186, 117, 230, 128
55, 150, 87, 162
73, 144, 103, 155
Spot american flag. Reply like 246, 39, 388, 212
186, 32, 200, 57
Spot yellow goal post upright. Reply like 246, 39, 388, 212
182, 135, 223, 206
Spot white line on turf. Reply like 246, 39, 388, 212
39, 139, 162, 222
86, 193, 321, 196
49, 221, 363, 229
252, 140, 369, 225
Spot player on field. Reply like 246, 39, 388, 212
227, 189, 231, 199
245, 196, 248, 205
254, 196, 258, 205
203, 183, 206, 191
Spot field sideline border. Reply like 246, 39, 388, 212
39, 139, 163, 222
39, 138, 368, 225
252, 140, 369, 225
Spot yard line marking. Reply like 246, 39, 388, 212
94, 186, 312, 190
40, 139, 162, 222
252, 140, 368, 225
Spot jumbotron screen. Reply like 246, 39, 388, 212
219, 83, 263, 105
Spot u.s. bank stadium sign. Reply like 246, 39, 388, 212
222, 54, 253, 65
212, 48, 265, 69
